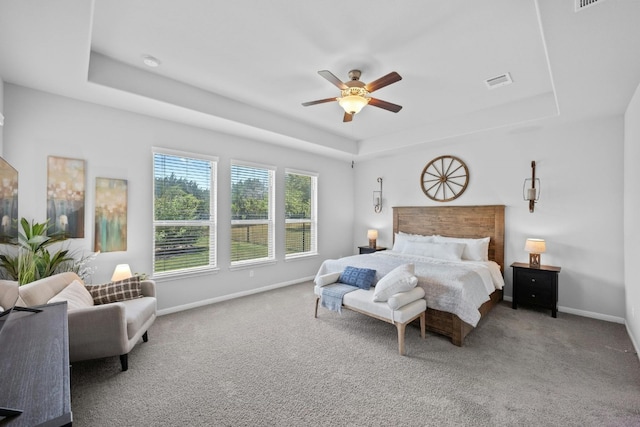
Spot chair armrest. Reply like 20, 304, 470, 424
314, 272, 342, 287
67, 303, 128, 356
387, 287, 425, 310
140, 279, 156, 298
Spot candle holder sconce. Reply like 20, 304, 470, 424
373, 177, 383, 213
523, 161, 540, 213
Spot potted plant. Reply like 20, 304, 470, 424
0, 218, 75, 285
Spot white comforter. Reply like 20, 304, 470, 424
314, 251, 505, 327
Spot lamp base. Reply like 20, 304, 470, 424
369, 239, 376, 248
529, 253, 541, 268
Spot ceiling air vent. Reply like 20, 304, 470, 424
485, 73, 512, 90
575, 0, 607, 12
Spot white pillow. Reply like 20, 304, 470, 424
392, 232, 435, 252
48, 280, 94, 311
387, 286, 425, 310
373, 264, 417, 302
401, 241, 465, 261
314, 272, 341, 287
434, 235, 490, 261
0, 305, 3, 313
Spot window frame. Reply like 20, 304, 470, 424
152, 147, 218, 278
284, 168, 318, 260
230, 160, 276, 269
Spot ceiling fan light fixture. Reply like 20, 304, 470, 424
338, 87, 370, 114
338, 95, 369, 114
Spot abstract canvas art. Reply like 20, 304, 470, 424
94, 178, 127, 252
47, 156, 85, 238
0, 157, 18, 243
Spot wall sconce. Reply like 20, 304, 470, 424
524, 238, 546, 268
0, 113, 4, 127
373, 177, 383, 213
111, 263, 133, 281
367, 229, 378, 248
523, 160, 540, 213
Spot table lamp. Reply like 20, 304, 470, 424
367, 229, 378, 248
524, 238, 546, 268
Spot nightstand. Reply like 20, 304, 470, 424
511, 262, 561, 318
358, 246, 387, 255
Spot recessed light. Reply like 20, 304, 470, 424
141, 55, 161, 68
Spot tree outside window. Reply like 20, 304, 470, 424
153, 150, 216, 275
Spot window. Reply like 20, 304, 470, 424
230, 161, 275, 266
285, 170, 317, 258
153, 149, 217, 276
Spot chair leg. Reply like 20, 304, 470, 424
120, 354, 128, 371
142, 331, 149, 342
396, 322, 406, 356
314, 297, 319, 318
420, 311, 426, 339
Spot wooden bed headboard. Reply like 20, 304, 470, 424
392, 205, 505, 272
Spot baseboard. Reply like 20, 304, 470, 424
502, 296, 625, 324
157, 276, 315, 316
557, 305, 625, 324
624, 322, 640, 362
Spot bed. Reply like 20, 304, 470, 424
315, 205, 505, 346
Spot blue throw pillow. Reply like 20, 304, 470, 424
339, 266, 376, 290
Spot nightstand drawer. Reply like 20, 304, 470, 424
519, 270, 553, 287
518, 284, 552, 306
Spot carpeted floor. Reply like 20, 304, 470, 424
69, 282, 640, 426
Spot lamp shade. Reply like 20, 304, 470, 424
367, 229, 378, 240
524, 238, 546, 254
111, 264, 133, 281
338, 95, 369, 114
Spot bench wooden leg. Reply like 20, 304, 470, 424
314, 297, 319, 318
420, 311, 426, 339
396, 322, 406, 355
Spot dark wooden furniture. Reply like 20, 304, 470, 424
0, 302, 72, 426
511, 262, 561, 318
358, 246, 387, 254
392, 205, 505, 346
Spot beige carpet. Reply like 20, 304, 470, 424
70, 282, 640, 426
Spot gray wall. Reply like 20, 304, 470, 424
353, 117, 625, 322
0, 81, 632, 332
624, 83, 640, 352
2, 84, 356, 312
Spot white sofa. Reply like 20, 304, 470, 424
3, 272, 157, 371
314, 271, 426, 356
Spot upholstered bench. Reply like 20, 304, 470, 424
314, 266, 426, 356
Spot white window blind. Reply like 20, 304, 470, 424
285, 170, 317, 258
230, 162, 275, 266
153, 149, 217, 276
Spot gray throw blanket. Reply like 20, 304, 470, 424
320, 283, 359, 313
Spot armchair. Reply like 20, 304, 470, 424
17, 272, 156, 371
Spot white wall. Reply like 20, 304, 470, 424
354, 117, 625, 321
0, 82, 630, 324
624, 83, 640, 352
2, 84, 356, 311
0, 78, 4, 153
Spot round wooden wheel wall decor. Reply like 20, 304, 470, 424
420, 155, 469, 202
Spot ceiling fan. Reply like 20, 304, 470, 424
302, 69, 402, 122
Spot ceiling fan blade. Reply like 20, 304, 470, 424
369, 98, 403, 113
318, 70, 348, 90
343, 112, 353, 122
365, 71, 402, 93
301, 97, 337, 107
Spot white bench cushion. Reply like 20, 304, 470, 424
343, 288, 426, 323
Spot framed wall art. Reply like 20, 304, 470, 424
94, 178, 127, 252
0, 157, 18, 243
47, 156, 85, 238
